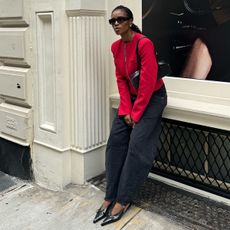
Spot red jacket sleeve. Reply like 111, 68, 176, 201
131, 39, 158, 122
116, 70, 132, 116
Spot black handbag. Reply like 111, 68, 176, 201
131, 36, 172, 89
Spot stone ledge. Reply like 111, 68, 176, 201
110, 94, 230, 131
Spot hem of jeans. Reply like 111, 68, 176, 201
115, 199, 131, 206
104, 198, 115, 203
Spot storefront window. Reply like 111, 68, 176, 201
142, 0, 230, 82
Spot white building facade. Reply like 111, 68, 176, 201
0, 0, 229, 191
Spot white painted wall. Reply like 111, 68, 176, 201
31, 0, 109, 190
0, 0, 32, 147
0, 0, 109, 190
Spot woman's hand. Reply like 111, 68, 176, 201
124, 114, 135, 127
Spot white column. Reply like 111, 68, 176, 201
69, 14, 107, 152
67, 8, 108, 184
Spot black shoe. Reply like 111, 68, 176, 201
101, 203, 132, 226
93, 202, 113, 224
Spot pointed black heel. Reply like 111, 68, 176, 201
101, 203, 132, 226
93, 202, 113, 224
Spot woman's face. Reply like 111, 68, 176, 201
110, 9, 132, 36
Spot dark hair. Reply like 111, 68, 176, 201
112, 5, 142, 33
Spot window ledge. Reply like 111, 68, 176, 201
110, 94, 230, 131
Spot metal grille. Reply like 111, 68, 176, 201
152, 118, 230, 198
88, 174, 230, 230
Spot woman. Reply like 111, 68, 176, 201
93, 5, 167, 226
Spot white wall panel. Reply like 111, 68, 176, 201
0, 103, 32, 144
36, 12, 56, 133
0, 0, 23, 18
32, 0, 70, 151
0, 28, 26, 59
0, 66, 31, 105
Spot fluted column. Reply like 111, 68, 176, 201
69, 11, 107, 152
66, 3, 108, 183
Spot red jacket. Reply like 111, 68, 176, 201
111, 32, 164, 122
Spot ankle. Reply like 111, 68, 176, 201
111, 202, 123, 215
102, 200, 111, 209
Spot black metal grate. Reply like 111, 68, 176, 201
88, 174, 230, 230
152, 118, 230, 198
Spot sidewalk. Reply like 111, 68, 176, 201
0, 174, 186, 230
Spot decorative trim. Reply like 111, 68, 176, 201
36, 12, 57, 133
0, 133, 30, 146
33, 140, 106, 154
0, 103, 32, 145
33, 140, 70, 153
71, 143, 107, 154
66, 9, 106, 17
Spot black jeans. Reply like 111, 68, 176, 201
105, 85, 167, 205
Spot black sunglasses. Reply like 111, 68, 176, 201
109, 17, 131, 25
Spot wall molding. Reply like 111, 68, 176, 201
0, 27, 27, 60
36, 12, 57, 133
66, 9, 106, 17
0, 103, 32, 145
33, 140, 107, 154
33, 140, 70, 153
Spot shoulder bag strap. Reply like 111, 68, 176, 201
136, 36, 147, 70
